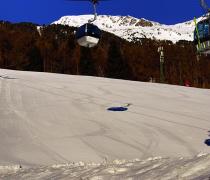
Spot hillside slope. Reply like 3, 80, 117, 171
1, 20, 210, 88
0, 69, 210, 167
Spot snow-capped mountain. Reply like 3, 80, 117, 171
53, 15, 198, 43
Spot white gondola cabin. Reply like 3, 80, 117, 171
75, 23, 101, 48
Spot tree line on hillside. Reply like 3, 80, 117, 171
0, 21, 210, 88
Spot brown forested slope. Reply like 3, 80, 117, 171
0, 21, 210, 88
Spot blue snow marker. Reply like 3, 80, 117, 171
204, 139, 210, 146
107, 107, 128, 112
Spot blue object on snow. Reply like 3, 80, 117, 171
107, 107, 128, 112
204, 139, 210, 146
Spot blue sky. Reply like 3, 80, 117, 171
0, 0, 207, 25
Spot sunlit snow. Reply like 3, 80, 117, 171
0, 69, 210, 179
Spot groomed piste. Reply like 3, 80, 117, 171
0, 69, 210, 171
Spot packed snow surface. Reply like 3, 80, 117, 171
0, 69, 210, 178
53, 15, 200, 43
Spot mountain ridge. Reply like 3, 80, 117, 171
53, 15, 199, 43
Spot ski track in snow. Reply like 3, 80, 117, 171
0, 69, 210, 178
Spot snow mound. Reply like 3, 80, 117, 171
1, 154, 210, 180
0, 165, 21, 174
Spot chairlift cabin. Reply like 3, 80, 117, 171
75, 23, 101, 48
194, 18, 210, 54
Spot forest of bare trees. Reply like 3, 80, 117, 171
0, 21, 210, 88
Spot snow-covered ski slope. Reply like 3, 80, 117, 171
0, 69, 210, 176
53, 15, 199, 43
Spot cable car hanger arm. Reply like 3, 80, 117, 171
66, 0, 109, 22
89, 2, 97, 23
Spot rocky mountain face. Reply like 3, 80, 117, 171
0, 16, 210, 88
